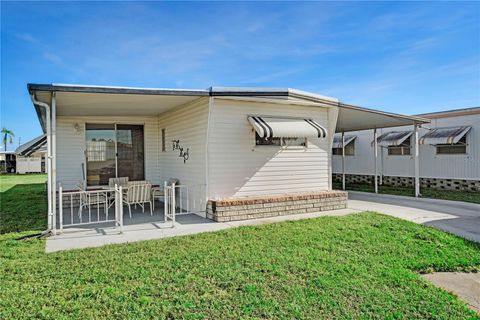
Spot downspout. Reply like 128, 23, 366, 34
30, 93, 53, 234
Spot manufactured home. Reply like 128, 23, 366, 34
28, 84, 429, 235
332, 107, 480, 192
15, 134, 47, 174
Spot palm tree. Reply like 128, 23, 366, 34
1, 128, 15, 152
1, 128, 14, 172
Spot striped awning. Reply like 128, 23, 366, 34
332, 135, 357, 148
373, 131, 412, 147
419, 126, 471, 145
248, 116, 327, 138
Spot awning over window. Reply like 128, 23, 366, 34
248, 116, 327, 138
373, 131, 412, 147
419, 126, 471, 145
332, 135, 357, 148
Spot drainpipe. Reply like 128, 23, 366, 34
30, 94, 53, 233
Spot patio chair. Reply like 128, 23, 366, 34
151, 178, 179, 210
107, 177, 129, 209
108, 177, 129, 188
76, 183, 108, 220
123, 183, 153, 218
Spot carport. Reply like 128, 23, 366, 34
335, 103, 430, 197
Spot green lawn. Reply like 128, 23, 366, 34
333, 182, 480, 204
0, 174, 47, 234
1, 174, 479, 318
1, 213, 480, 319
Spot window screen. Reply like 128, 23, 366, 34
436, 136, 467, 155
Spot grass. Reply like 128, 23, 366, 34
1, 213, 480, 319
1, 174, 479, 318
0, 174, 47, 234
333, 182, 480, 204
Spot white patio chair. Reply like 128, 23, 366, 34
123, 183, 153, 218
109, 177, 129, 188
76, 183, 108, 220
152, 178, 179, 210
107, 177, 129, 209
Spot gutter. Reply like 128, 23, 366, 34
30, 93, 53, 234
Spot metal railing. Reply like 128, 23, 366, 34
57, 182, 205, 233
164, 183, 206, 226
58, 184, 123, 233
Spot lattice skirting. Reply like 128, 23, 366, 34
332, 174, 480, 192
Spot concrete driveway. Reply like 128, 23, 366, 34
347, 191, 480, 243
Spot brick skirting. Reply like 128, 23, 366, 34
206, 191, 348, 222
332, 173, 480, 192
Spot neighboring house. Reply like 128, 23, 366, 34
28, 84, 428, 233
0, 151, 16, 173
15, 134, 47, 174
332, 107, 480, 191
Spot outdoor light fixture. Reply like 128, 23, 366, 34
73, 123, 82, 133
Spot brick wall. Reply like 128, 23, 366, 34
207, 191, 348, 222
332, 173, 480, 192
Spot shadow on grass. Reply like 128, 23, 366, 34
0, 183, 47, 234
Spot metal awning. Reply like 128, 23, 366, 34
419, 126, 471, 145
248, 116, 327, 138
373, 131, 413, 147
332, 135, 357, 148
15, 134, 47, 156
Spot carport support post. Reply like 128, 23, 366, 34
373, 128, 378, 194
51, 92, 57, 235
414, 123, 420, 197
341, 131, 346, 190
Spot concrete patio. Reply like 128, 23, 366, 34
47, 206, 356, 253
47, 191, 480, 253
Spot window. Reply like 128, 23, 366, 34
161, 128, 166, 152
387, 137, 411, 156
332, 140, 355, 156
436, 135, 467, 155
86, 123, 145, 186
255, 133, 306, 147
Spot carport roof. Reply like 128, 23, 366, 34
28, 83, 429, 133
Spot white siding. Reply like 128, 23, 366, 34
332, 113, 480, 180
16, 156, 42, 174
157, 98, 209, 187
208, 98, 332, 199
56, 116, 160, 189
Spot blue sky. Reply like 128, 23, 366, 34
1, 1, 479, 147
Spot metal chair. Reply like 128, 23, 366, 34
123, 183, 153, 218
76, 183, 108, 220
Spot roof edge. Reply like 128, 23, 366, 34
339, 102, 430, 124
27, 83, 210, 96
